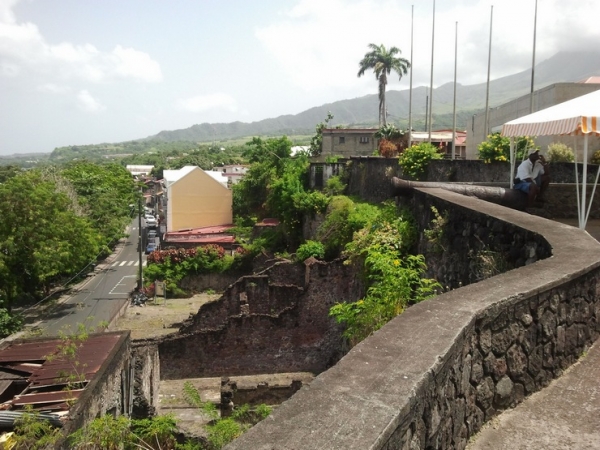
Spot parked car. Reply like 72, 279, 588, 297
145, 217, 157, 227
145, 242, 157, 254
148, 230, 157, 240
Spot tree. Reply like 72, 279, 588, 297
0, 171, 100, 309
357, 43, 410, 126
309, 112, 334, 157
60, 162, 138, 251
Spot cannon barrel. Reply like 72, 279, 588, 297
391, 177, 527, 210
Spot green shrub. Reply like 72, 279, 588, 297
13, 407, 62, 450
0, 308, 23, 337
130, 414, 178, 449
547, 142, 574, 162
316, 196, 382, 260
478, 133, 537, 163
398, 143, 443, 179
296, 240, 325, 261
207, 418, 243, 449
330, 208, 439, 346
592, 150, 600, 165
324, 175, 346, 196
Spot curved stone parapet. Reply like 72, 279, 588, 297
225, 188, 600, 450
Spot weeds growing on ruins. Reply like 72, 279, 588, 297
329, 201, 440, 345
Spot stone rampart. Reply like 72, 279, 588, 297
339, 157, 600, 218
225, 188, 600, 449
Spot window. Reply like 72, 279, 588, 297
314, 165, 324, 189
339, 137, 345, 144
359, 136, 370, 144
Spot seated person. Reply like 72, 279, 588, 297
513, 149, 550, 207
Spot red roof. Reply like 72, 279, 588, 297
164, 224, 235, 244
0, 333, 125, 412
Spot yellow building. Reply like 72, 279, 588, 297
162, 166, 232, 232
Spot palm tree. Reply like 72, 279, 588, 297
357, 43, 410, 126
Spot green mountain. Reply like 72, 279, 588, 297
148, 51, 600, 142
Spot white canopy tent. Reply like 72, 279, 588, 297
502, 89, 600, 229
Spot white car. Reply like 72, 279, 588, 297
145, 217, 157, 227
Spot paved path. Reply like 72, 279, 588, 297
467, 218, 600, 450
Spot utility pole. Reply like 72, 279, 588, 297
428, 0, 436, 143
484, 5, 493, 141
137, 195, 143, 290
530, 0, 538, 113
407, 4, 414, 149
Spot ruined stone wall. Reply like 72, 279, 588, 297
60, 332, 131, 446
130, 343, 160, 418
225, 189, 600, 450
179, 272, 241, 293
144, 259, 363, 379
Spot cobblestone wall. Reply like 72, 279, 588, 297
337, 158, 600, 218
406, 190, 552, 289
225, 189, 600, 450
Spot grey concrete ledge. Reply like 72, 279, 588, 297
226, 189, 600, 450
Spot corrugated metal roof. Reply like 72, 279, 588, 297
164, 224, 235, 244
0, 333, 123, 413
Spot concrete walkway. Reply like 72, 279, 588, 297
467, 218, 600, 450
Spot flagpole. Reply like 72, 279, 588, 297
452, 21, 458, 160
530, 0, 538, 113
408, 5, 414, 149
428, 0, 435, 143
484, 5, 493, 142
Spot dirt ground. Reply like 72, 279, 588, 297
110, 292, 219, 339
110, 293, 222, 437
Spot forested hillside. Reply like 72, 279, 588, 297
145, 51, 600, 143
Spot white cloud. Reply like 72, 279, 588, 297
77, 90, 105, 113
0, 0, 162, 84
176, 93, 238, 113
112, 45, 162, 83
256, 0, 600, 93
37, 83, 69, 94
0, 60, 17, 76
0, 0, 18, 24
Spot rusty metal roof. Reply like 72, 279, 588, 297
164, 224, 235, 244
0, 333, 123, 413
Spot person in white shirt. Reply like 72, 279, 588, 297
514, 148, 550, 207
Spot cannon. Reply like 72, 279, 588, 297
391, 177, 528, 211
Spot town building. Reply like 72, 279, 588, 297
467, 81, 600, 159
161, 166, 233, 233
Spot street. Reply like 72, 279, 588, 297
38, 217, 145, 336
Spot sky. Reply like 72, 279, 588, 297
1, 0, 600, 155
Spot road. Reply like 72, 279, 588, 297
39, 217, 146, 336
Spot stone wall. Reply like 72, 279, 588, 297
59, 332, 131, 447
179, 272, 241, 293
338, 157, 600, 218
130, 343, 160, 418
138, 258, 364, 379
225, 188, 600, 450
407, 190, 552, 289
